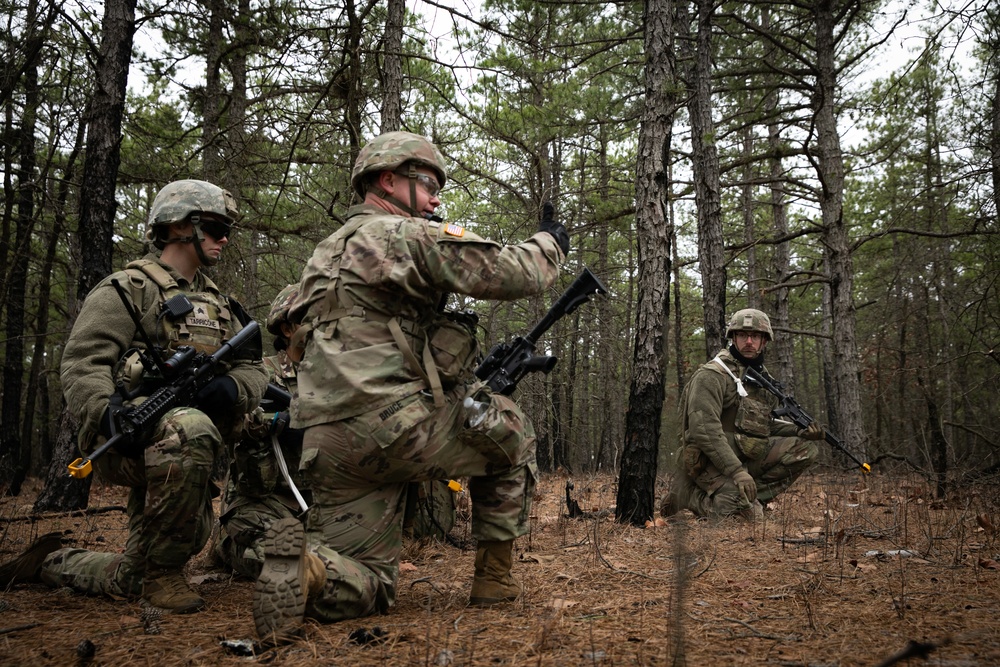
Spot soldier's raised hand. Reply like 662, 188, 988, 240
538, 201, 569, 257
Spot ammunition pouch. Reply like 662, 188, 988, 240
734, 393, 772, 461
428, 310, 479, 390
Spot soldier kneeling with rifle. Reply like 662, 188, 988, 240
664, 309, 827, 521
251, 131, 607, 644
0, 180, 267, 613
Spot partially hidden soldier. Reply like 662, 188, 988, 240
0, 180, 267, 612
251, 131, 569, 643
402, 479, 459, 542
663, 309, 823, 520
214, 283, 309, 578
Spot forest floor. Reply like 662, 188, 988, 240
0, 469, 998, 667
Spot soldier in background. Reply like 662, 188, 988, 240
252, 131, 569, 643
663, 308, 823, 520
214, 283, 309, 579
0, 180, 267, 612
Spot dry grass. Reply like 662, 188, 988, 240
1, 470, 998, 666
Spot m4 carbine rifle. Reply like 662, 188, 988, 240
68, 280, 262, 478
742, 365, 871, 473
475, 267, 608, 396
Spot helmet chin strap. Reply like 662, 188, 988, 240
372, 165, 443, 222
161, 218, 219, 266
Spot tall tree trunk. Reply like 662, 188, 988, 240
670, 162, 684, 397
740, 125, 759, 309
766, 75, 795, 386
991, 35, 1000, 219
685, 0, 726, 356
22, 119, 85, 477
202, 0, 226, 180
380, 0, 404, 132
228, 0, 255, 304
1, 0, 39, 495
2, 102, 14, 294
617, 0, 675, 526
596, 124, 617, 472
345, 0, 365, 188
812, 0, 866, 463
35, 0, 137, 512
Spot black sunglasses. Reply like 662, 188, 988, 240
200, 219, 233, 241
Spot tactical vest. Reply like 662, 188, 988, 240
707, 352, 773, 462
291, 214, 476, 408
116, 259, 236, 390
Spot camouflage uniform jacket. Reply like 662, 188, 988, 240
61, 253, 268, 452
290, 204, 563, 427
678, 348, 799, 476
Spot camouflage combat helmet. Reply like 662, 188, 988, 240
350, 131, 447, 199
725, 308, 773, 341
146, 179, 239, 266
266, 283, 300, 337
146, 179, 239, 248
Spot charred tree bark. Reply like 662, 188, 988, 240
617, 0, 675, 526
36, 0, 137, 512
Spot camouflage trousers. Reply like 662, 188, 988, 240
214, 485, 301, 580
39, 407, 220, 596
215, 476, 455, 580
214, 421, 306, 580
298, 385, 536, 623
402, 480, 457, 540
673, 436, 818, 517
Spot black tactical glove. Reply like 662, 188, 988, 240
269, 411, 304, 450
195, 376, 239, 418
269, 410, 291, 436
538, 201, 570, 257
99, 406, 115, 439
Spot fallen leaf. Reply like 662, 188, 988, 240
549, 597, 578, 609
976, 514, 995, 534
521, 552, 556, 564
978, 558, 999, 570
399, 561, 418, 572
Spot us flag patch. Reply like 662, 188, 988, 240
443, 224, 465, 237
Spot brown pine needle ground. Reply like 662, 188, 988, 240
1, 470, 997, 666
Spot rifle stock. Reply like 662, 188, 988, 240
68, 321, 261, 478
475, 267, 608, 396
743, 365, 871, 473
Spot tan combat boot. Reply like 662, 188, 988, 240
253, 517, 326, 644
0, 532, 63, 588
142, 569, 205, 614
469, 539, 521, 606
